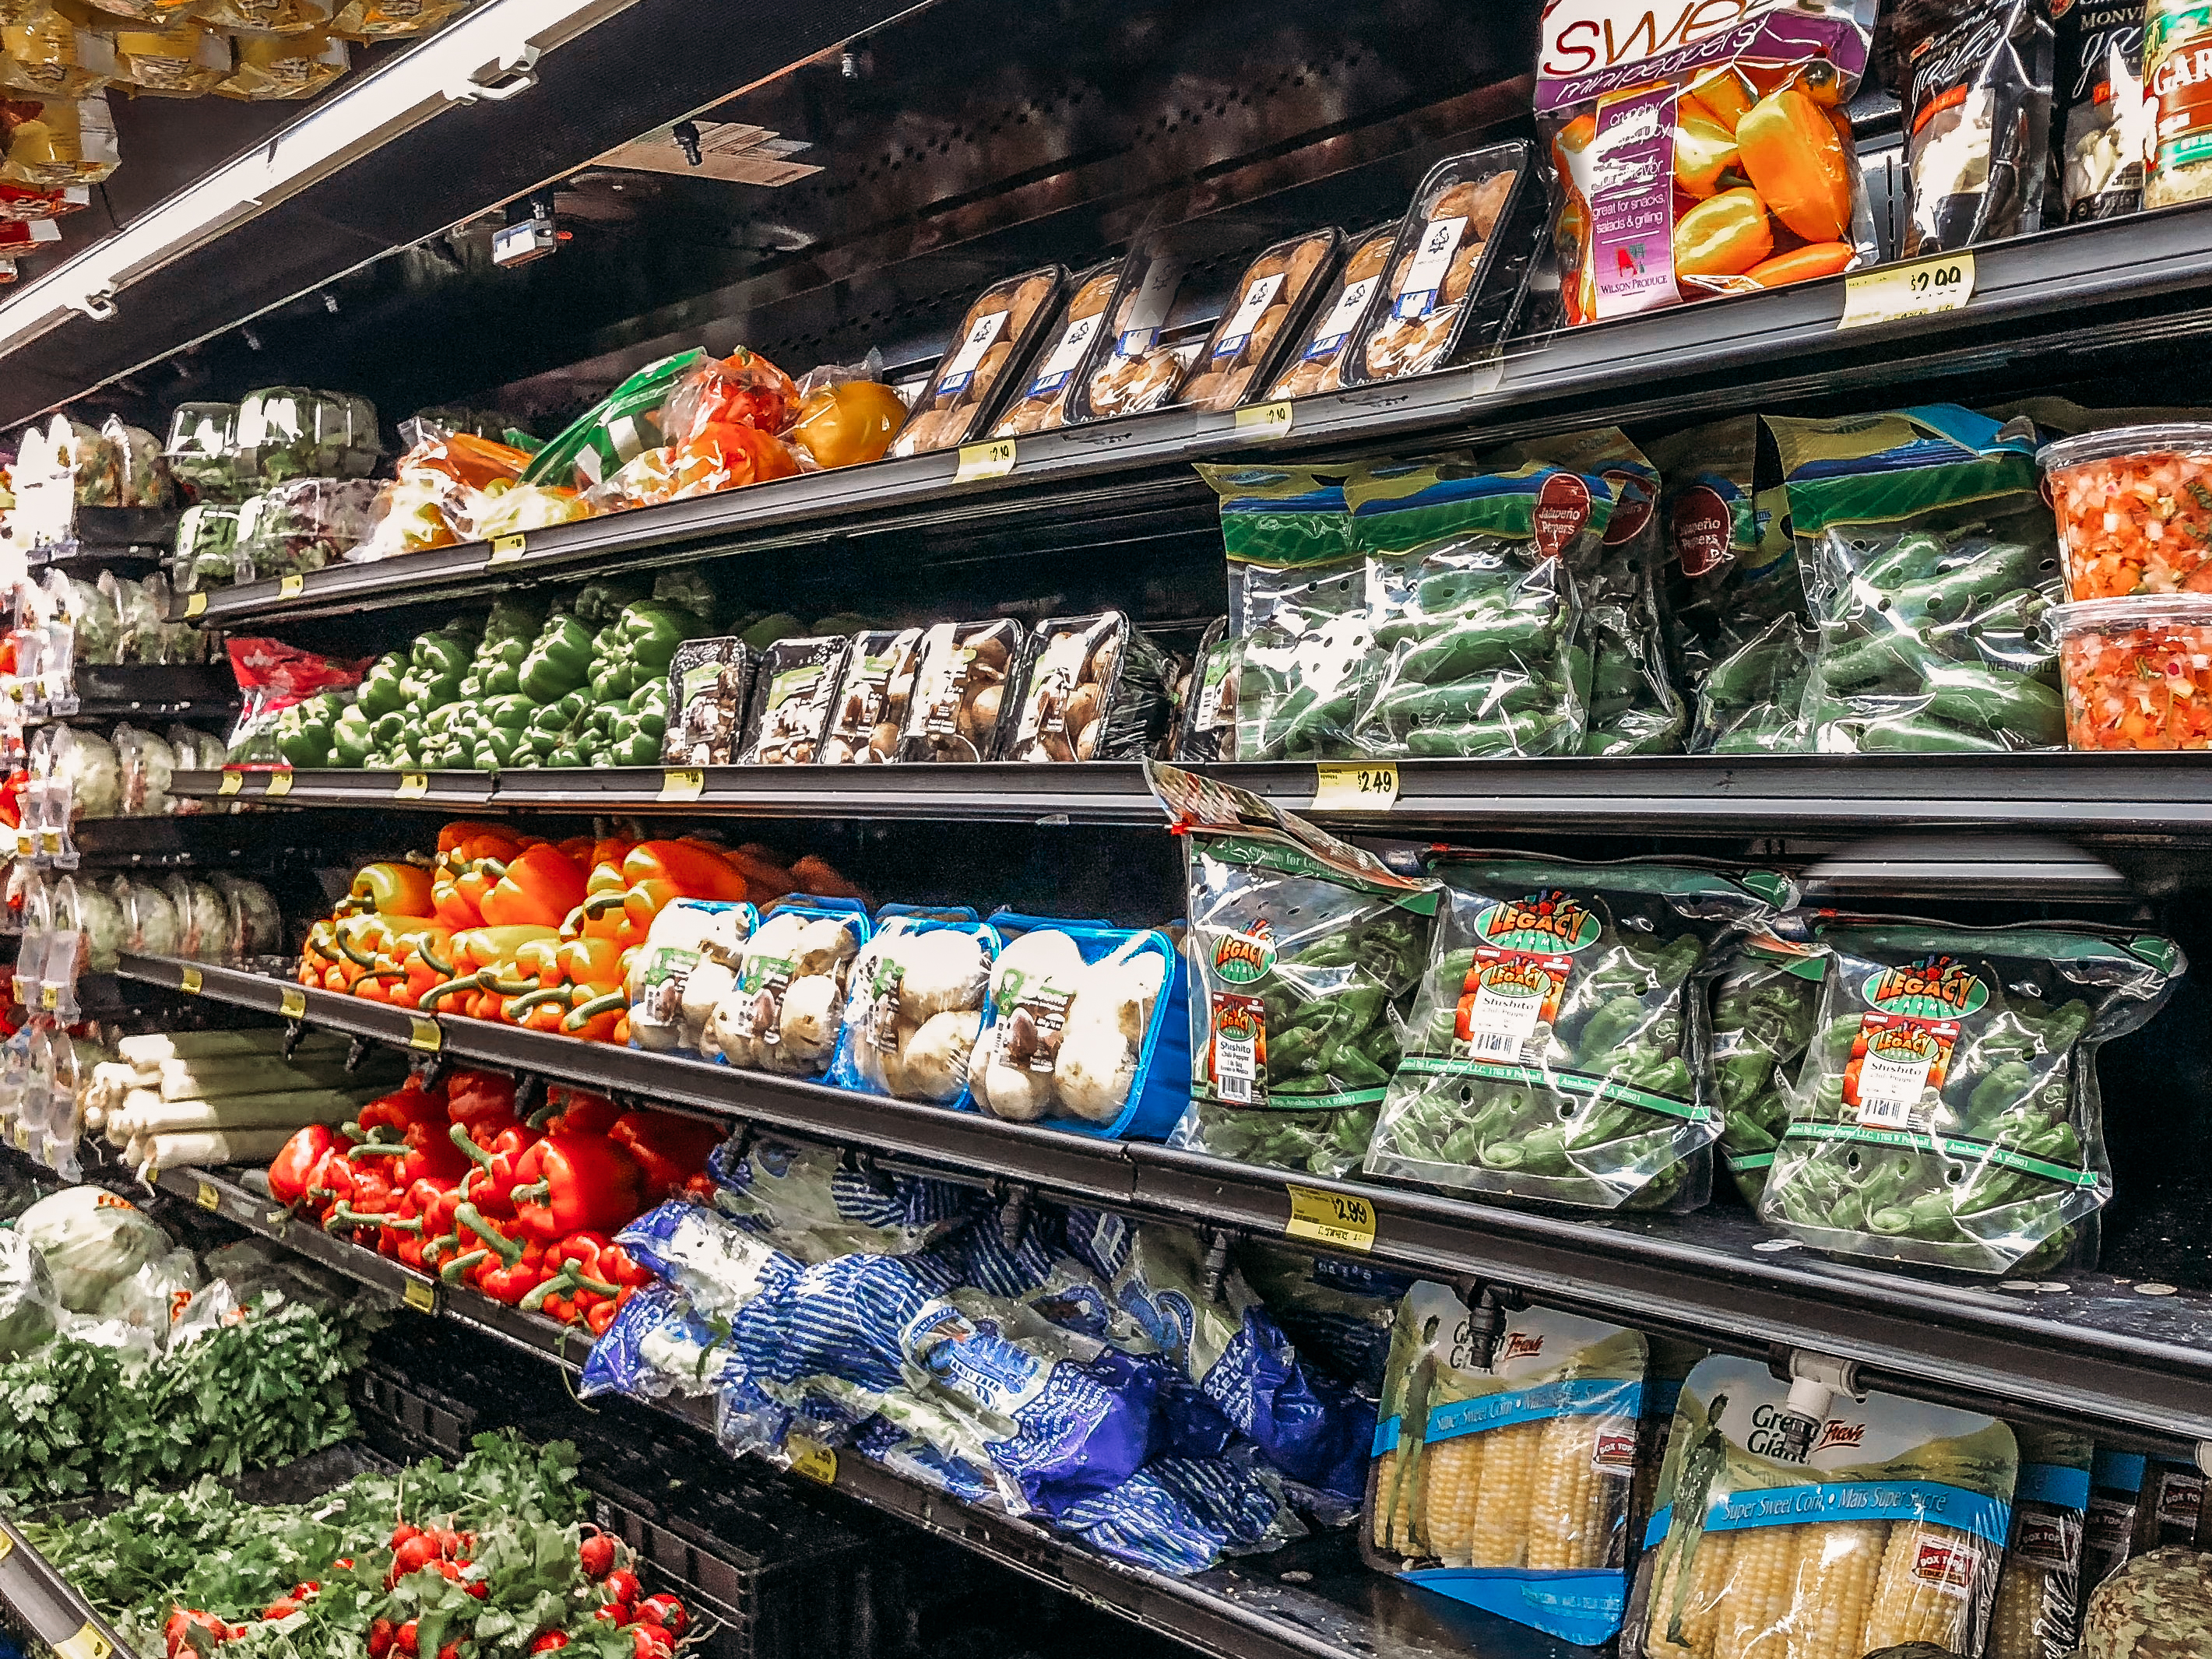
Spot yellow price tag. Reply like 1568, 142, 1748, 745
954, 438, 1017, 483
1839, 251, 1975, 329
1310, 761, 1399, 812
403, 1277, 439, 1314
279, 986, 307, 1020
265, 769, 294, 798
217, 769, 244, 796
787, 1436, 838, 1485
180, 965, 203, 996
277, 572, 305, 599
183, 590, 208, 619
1234, 401, 1294, 442
10, 1124, 26, 1151
408, 1014, 441, 1053
37, 984, 56, 1011
659, 768, 705, 803
1285, 1183, 1377, 1252
36, 830, 58, 857
55, 1625, 112, 1659
195, 1180, 220, 1213
487, 533, 527, 564
395, 772, 429, 800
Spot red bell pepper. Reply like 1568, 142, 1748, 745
534, 1087, 621, 1136
451, 1120, 540, 1219
608, 1110, 724, 1203
445, 1069, 519, 1141
351, 1077, 448, 1141
509, 1132, 645, 1243
269, 1124, 350, 1208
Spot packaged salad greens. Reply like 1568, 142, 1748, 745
232, 476, 382, 578
1367, 1289, 1645, 1646
1348, 460, 1611, 758
1776, 404, 2065, 754
174, 501, 241, 591
163, 402, 245, 500
1630, 1354, 2018, 1659
1203, 461, 1363, 761
1482, 427, 1686, 754
235, 387, 378, 481
1706, 923, 1827, 1205
1152, 761, 1437, 1179
1759, 917, 2182, 1274
1365, 853, 1785, 1212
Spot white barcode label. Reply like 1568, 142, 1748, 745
1394, 216, 1468, 319
1304, 276, 1377, 359
1029, 313, 1101, 395
1463, 981, 1544, 1061
1214, 272, 1285, 358
1853, 1053, 1932, 1127
936, 309, 1009, 396
1216, 1032, 1256, 1102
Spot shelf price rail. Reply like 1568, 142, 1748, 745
0, 1517, 127, 1659
116, 954, 2212, 1451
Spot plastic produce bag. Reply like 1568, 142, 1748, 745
890, 265, 1064, 455
13, 1185, 170, 1312
787, 355, 908, 470
1987, 1425, 2091, 1659
1630, 1354, 2018, 1659
819, 627, 920, 764
1482, 427, 1685, 754
1760, 917, 2182, 1274
1349, 143, 1544, 383
1897, 0, 2054, 255
520, 351, 697, 491
216, 29, 348, 100
992, 261, 1119, 437
829, 917, 997, 1105
1707, 923, 1827, 1205
1369, 1288, 1645, 1647
1366, 852, 1783, 1211
896, 618, 1028, 761
0, 1227, 58, 1357
329, 0, 469, 37
1057, 1452, 1303, 1576
737, 635, 849, 764
614, 1202, 804, 1322
1153, 761, 1437, 1177
1269, 222, 1398, 400
113, 23, 231, 96
0, 96, 118, 186
707, 1134, 982, 1260
2056, 1, 2151, 222
1349, 460, 1609, 758
1180, 230, 1339, 413
1539, 0, 1879, 324
1202, 462, 1363, 761
1004, 612, 1173, 762
224, 636, 368, 764
705, 898, 867, 1077
1777, 405, 2065, 754
580, 1282, 744, 1401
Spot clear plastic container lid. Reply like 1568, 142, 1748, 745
2036, 423, 2212, 473
164, 402, 237, 461
2052, 594, 2212, 636
235, 385, 381, 480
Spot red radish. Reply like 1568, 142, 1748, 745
578, 1534, 615, 1580
391, 1524, 423, 1550
593, 1605, 631, 1627
631, 1627, 674, 1659
393, 1536, 438, 1577
369, 1621, 396, 1659
602, 1569, 643, 1608
437, 1643, 461, 1659
397, 1621, 420, 1657
635, 1597, 688, 1638
529, 1636, 571, 1654
262, 1601, 302, 1622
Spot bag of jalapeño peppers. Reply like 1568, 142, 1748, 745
1364, 855, 1788, 1212
1149, 760, 1437, 1179
1760, 919, 2182, 1274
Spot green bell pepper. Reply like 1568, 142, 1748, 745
518, 613, 595, 704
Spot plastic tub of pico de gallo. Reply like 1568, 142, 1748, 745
2039, 424, 2212, 600
2056, 595, 2212, 750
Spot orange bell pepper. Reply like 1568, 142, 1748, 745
480, 845, 588, 930
432, 870, 484, 930
1735, 86, 1852, 244
561, 986, 628, 1043
455, 924, 559, 972
438, 820, 509, 856
1673, 108, 1739, 199
619, 840, 750, 933
1684, 66, 1753, 134
1672, 188, 1774, 279
1743, 241, 1857, 287
344, 862, 434, 919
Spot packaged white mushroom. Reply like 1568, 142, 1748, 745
1004, 611, 1175, 763
1178, 228, 1341, 413
663, 637, 755, 767
832, 923, 997, 1104
819, 627, 922, 765
970, 928, 1168, 1126
627, 898, 758, 1055
890, 264, 1066, 456
1270, 222, 1398, 400
992, 262, 1120, 438
708, 901, 867, 1076
739, 636, 851, 765
898, 618, 1029, 761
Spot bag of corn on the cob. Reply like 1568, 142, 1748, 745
1629, 1353, 2019, 1659
1759, 918, 2182, 1274
2083, 1448, 2156, 1593
1986, 1426, 2091, 1659
1363, 852, 1789, 1211
1148, 760, 1439, 1179
1364, 1284, 1647, 1646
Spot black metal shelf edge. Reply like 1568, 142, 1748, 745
121, 955, 2212, 1448
0, 1515, 132, 1659
170, 754, 2212, 838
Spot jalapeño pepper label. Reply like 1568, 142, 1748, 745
1845, 955, 1984, 1129
1457, 892, 1602, 1063
1212, 993, 1267, 1103
1213, 922, 1276, 985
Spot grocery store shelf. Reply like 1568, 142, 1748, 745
119, 954, 2212, 1450
0, 1516, 130, 1659
173, 753, 2212, 842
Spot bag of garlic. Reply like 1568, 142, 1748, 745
705, 898, 870, 1077
829, 916, 1004, 1107
969, 912, 1191, 1139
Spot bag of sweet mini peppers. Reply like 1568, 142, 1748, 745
1366, 1287, 1646, 1647
1539, 0, 1879, 325
1151, 761, 1437, 1179
1760, 917, 2183, 1274
1364, 853, 1785, 1212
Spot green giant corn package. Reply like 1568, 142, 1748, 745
1773, 404, 2066, 754
1149, 760, 1436, 1178
1363, 854, 1788, 1211
1346, 460, 1612, 758
1760, 918, 2182, 1274
1366, 1287, 1646, 1647
1632, 1354, 2020, 1659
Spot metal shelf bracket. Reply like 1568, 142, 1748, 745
447, 43, 541, 104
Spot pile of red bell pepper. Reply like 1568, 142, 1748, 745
294, 820, 857, 1047
266, 1067, 722, 1334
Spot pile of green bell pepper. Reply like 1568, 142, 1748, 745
1760, 922, 2182, 1274
1707, 938, 1824, 1204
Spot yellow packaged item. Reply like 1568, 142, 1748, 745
329, 0, 467, 40
112, 23, 227, 96
0, 96, 119, 186
215, 25, 344, 99
80, 0, 204, 23
199, 0, 326, 30
1633, 1353, 2018, 1659
0, 7, 117, 97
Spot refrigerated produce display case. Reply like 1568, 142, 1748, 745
6, 2, 2212, 1657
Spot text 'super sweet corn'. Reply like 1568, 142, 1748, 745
1633, 1355, 2019, 1659
1366, 1287, 1645, 1646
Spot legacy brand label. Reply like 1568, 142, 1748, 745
1457, 892, 1602, 1062
1213, 923, 1277, 984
